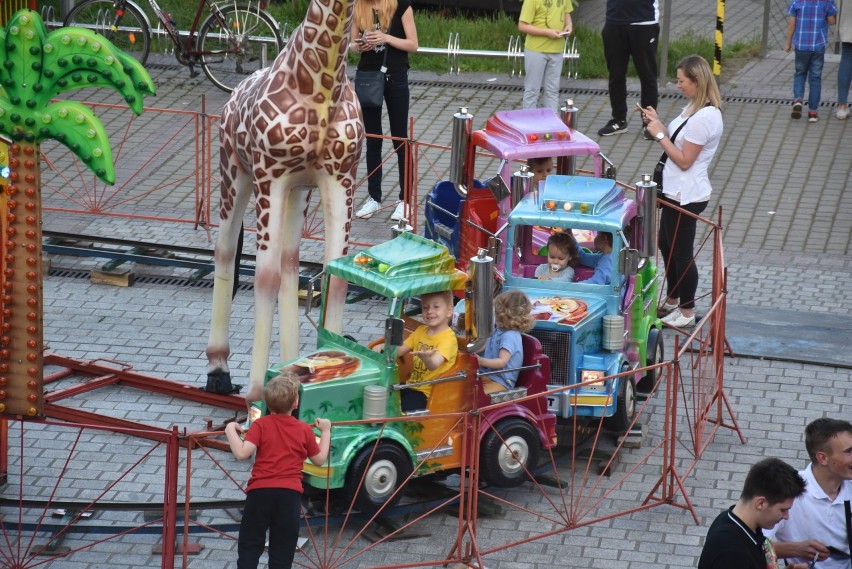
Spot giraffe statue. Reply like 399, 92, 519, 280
205, 0, 363, 407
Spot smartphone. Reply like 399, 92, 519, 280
635, 102, 646, 116
557, 31, 571, 37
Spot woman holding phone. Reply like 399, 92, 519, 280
641, 55, 723, 328
351, 0, 418, 222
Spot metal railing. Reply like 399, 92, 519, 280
420, 33, 579, 77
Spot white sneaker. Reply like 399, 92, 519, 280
390, 201, 407, 221
356, 197, 380, 218
837, 106, 849, 120
661, 309, 696, 328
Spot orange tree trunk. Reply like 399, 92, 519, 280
0, 141, 44, 418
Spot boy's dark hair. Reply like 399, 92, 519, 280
805, 417, 852, 461
595, 232, 613, 247
494, 290, 535, 333
528, 156, 552, 167
740, 457, 805, 505
547, 232, 578, 260
264, 371, 301, 414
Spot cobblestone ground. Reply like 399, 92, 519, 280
3, 2, 850, 567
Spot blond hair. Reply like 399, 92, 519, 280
678, 55, 722, 115
354, 0, 397, 33
264, 371, 300, 414
494, 290, 534, 333
421, 290, 453, 307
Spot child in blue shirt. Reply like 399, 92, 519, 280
786, 0, 838, 122
576, 231, 616, 285
477, 290, 535, 389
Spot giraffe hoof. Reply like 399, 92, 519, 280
205, 370, 241, 394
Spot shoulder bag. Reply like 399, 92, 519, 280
354, 42, 388, 108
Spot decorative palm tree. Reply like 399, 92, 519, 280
0, 10, 155, 418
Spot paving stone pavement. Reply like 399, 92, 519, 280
4, 3, 851, 568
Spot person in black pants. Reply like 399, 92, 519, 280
225, 374, 331, 569
597, 0, 660, 139
351, 0, 419, 222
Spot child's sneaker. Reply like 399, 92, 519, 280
791, 100, 803, 119
807, 111, 819, 123
836, 105, 849, 120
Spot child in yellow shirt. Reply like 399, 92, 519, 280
396, 290, 458, 411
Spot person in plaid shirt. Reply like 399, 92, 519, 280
786, 0, 838, 122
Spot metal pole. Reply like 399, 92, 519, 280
761, 0, 771, 57
658, 0, 672, 87
714, 0, 725, 76
60, 0, 76, 20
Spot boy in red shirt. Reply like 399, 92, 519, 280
225, 372, 331, 569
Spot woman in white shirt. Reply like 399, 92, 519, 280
641, 55, 723, 328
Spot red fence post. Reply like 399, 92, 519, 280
161, 426, 179, 569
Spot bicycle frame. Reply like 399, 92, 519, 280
64, 0, 281, 91
146, 0, 210, 58
146, 0, 274, 60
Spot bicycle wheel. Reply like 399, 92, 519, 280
197, 4, 283, 93
63, 0, 151, 65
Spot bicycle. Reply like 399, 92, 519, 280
62, 0, 284, 93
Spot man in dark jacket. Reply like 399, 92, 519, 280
698, 458, 806, 569
597, 0, 660, 139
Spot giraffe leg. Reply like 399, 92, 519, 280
244, 182, 306, 407
317, 176, 354, 334
277, 188, 310, 362
206, 168, 253, 392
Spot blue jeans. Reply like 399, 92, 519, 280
793, 48, 825, 111
839, 42, 852, 105
362, 69, 410, 203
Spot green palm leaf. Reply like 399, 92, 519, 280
0, 10, 155, 183
40, 100, 115, 182
40, 28, 155, 111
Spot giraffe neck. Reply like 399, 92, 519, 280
288, 0, 355, 82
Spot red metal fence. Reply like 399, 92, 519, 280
1, 280, 739, 568
17, 101, 742, 569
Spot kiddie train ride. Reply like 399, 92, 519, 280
251, 102, 665, 513
423, 104, 663, 432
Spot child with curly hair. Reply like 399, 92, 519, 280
477, 290, 536, 389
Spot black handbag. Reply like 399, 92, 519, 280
652, 160, 665, 193
354, 47, 388, 108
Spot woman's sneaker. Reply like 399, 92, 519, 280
661, 309, 696, 328
791, 100, 803, 119
837, 106, 850, 120
356, 197, 380, 218
390, 201, 407, 221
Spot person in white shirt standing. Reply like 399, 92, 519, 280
641, 54, 723, 329
765, 417, 852, 569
